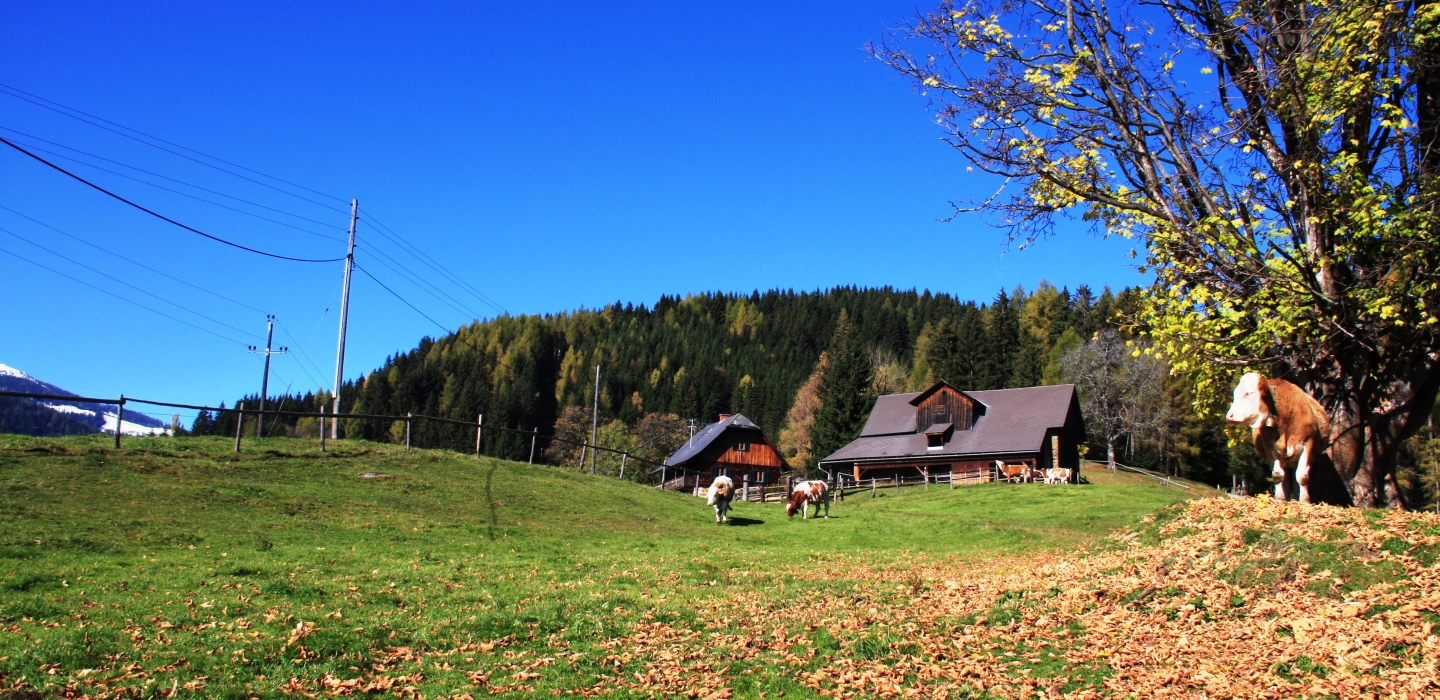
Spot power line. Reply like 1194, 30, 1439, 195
356, 235, 486, 320
352, 262, 453, 335
275, 319, 330, 393
352, 258, 516, 375
3, 133, 344, 243
0, 82, 349, 212
0, 245, 250, 345
0, 126, 347, 233
360, 212, 508, 315
0, 224, 262, 340
0, 202, 269, 314
0, 136, 345, 263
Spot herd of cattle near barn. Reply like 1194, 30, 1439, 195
662, 373, 1332, 522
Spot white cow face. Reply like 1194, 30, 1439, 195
1226, 372, 1267, 426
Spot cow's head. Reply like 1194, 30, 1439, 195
785, 488, 807, 518
1226, 372, 1271, 427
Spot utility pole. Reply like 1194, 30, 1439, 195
589, 364, 601, 475
248, 315, 287, 438
331, 199, 358, 439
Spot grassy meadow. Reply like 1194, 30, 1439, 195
0, 435, 1197, 698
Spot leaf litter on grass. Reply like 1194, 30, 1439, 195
5, 475, 1438, 698
576, 496, 1440, 699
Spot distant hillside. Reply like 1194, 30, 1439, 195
0, 364, 166, 436
0, 396, 95, 436
224, 285, 1132, 462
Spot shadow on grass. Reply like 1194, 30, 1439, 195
725, 517, 765, 527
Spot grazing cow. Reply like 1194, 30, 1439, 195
1043, 467, 1072, 484
1225, 372, 1329, 503
707, 475, 735, 524
786, 480, 829, 519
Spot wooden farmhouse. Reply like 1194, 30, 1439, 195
655, 414, 787, 491
818, 381, 1086, 483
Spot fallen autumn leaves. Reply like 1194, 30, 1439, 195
7, 496, 1438, 698
589, 496, 1440, 698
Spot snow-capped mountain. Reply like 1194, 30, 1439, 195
0, 363, 169, 436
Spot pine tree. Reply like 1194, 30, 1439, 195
810, 311, 875, 470
981, 289, 1020, 389
953, 306, 987, 389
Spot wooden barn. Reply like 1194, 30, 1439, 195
818, 381, 1086, 484
655, 414, 787, 491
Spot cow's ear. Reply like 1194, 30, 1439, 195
1257, 376, 1275, 408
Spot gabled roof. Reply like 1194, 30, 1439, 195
907, 379, 969, 406
822, 384, 1083, 464
663, 413, 765, 467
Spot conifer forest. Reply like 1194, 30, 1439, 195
194, 284, 1282, 489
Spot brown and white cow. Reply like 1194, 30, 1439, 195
1043, 467, 1072, 484
707, 475, 735, 524
1225, 372, 1329, 503
996, 461, 1030, 483
786, 480, 828, 519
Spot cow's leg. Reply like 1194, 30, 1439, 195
1295, 442, 1313, 504
1272, 459, 1288, 500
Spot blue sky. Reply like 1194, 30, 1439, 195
0, 1, 1145, 417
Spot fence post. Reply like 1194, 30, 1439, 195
529, 428, 537, 464
742, 473, 749, 502
319, 406, 326, 452
233, 401, 245, 453
924, 466, 930, 491
405, 412, 412, 451
113, 395, 125, 449
475, 414, 483, 457
620, 452, 628, 480
871, 478, 876, 498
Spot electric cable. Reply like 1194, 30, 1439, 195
357, 237, 485, 320
352, 262, 453, 335
360, 212, 508, 314
4, 134, 344, 242
0, 224, 262, 340
0, 136, 345, 263
355, 256, 517, 375
0, 202, 268, 314
0, 82, 349, 211
0, 126, 347, 232
0, 245, 250, 345
275, 319, 330, 392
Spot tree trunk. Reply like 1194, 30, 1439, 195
1107, 441, 1117, 471
1313, 361, 1440, 508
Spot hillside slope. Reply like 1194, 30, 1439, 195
0, 435, 1191, 698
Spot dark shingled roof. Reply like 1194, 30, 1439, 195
820, 384, 1081, 464
663, 413, 762, 467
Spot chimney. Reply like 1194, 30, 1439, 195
718, 414, 731, 422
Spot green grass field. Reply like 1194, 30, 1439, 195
0, 435, 1197, 698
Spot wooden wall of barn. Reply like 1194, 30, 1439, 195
914, 386, 978, 431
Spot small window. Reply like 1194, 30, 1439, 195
927, 434, 944, 450
734, 440, 750, 452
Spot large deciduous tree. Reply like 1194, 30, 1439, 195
874, 0, 1440, 506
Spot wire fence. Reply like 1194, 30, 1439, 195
0, 389, 677, 483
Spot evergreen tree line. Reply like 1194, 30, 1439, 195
168, 282, 1440, 497
206, 285, 1153, 462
